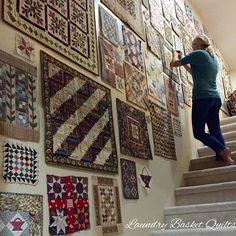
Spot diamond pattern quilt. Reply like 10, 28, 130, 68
92, 176, 122, 235
0, 50, 39, 142
47, 175, 89, 235
120, 158, 139, 199
3, 0, 98, 74
149, 101, 176, 160
117, 99, 152, 160
3, 142, 38, 185
41, 51, 118, 173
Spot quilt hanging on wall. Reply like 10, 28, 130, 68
0, 192, 43, 235
117, 99, 152, 160
99, 37, 125, 93
145, 51, 166, 109
92, 176, 122, 235
101, 0, 145, 40
3, 142, 38, 185
3, 0, 98, 74
41, 51, 118, 173
0, 50, 39, 142
149, 101, 176, 160
47, 175, 89, 235
124, 61, 147, 110
120, 158, 139, 199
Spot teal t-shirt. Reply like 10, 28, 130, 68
180, 50, 220, 100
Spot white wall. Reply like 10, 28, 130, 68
230, 70, 236, 90
0, 0, 225, 236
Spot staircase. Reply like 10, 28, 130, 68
151, 116, 236, 236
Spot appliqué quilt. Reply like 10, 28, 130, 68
3, 142, 38, 185
0, 211, 29, 236
41, 51, 118, 173
120, 158, 139, 199
117, 99, 153, 160
0, 50, 39, 142
16, 34, 35, 62
3, 0, 98, 74
92, 176, 122, 235
0, 192, 43, 235
47, 175, 89, 235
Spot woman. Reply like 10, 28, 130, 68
170, 35, 234, 165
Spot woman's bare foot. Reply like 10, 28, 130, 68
219, 147, 235, 165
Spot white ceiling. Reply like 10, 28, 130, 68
188, 0, 236, 71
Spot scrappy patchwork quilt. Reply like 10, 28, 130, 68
99, 37, 125, 93
123, 26, 144, 72
0, 50, 39, 142
92, 176, 122, 235
117, 99, 152, 160
120, 158, 139, 199
99, 6, 119, 46
0, 192, 43, 235
3, 0, 98, 74
149, 101, 176, 160
164, 74, 179, 116
41, 52, 118, 173
124, 62, 147, 110
47, 175, 89, 235
145, 51, 166, 108
101, 0, 145, 40
3, 142, 38, 185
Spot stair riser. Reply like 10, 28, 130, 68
184, 171, 236, 186
164, 211, 236, 230
223, 133, 236, 142
220, 116, 236, 125
198, 143, 236, 157
176, 188, 236, 206
221, 124, 236, 133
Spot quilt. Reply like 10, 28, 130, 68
149, 101, 176, 160
3, 142, 38, 185
120, 158, 139, 199
41, 51, 118, 173
99, 37, 125, 93
47, 175, 89, 235
145, 51, 166, 108
3, 0, 98, 74
0, 50, 39, 142
164, 74, 179, 116
117, 99, 152, 160
92, 176, 122, 235
0, 192, 43, 235
101, 0, 145, 40
124, 61, 147, 110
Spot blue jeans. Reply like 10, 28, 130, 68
192, 98, 225, 155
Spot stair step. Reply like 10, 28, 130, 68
184, 165, 236, 186
198, 141, 236, 157
175, 181, 236, 206
220, 116, 236, 125
164, 201, 236, 229
151, 227, 236, 235
223, 130, 236, 142
189, 151, 236, 171
221, 122, 236, 133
